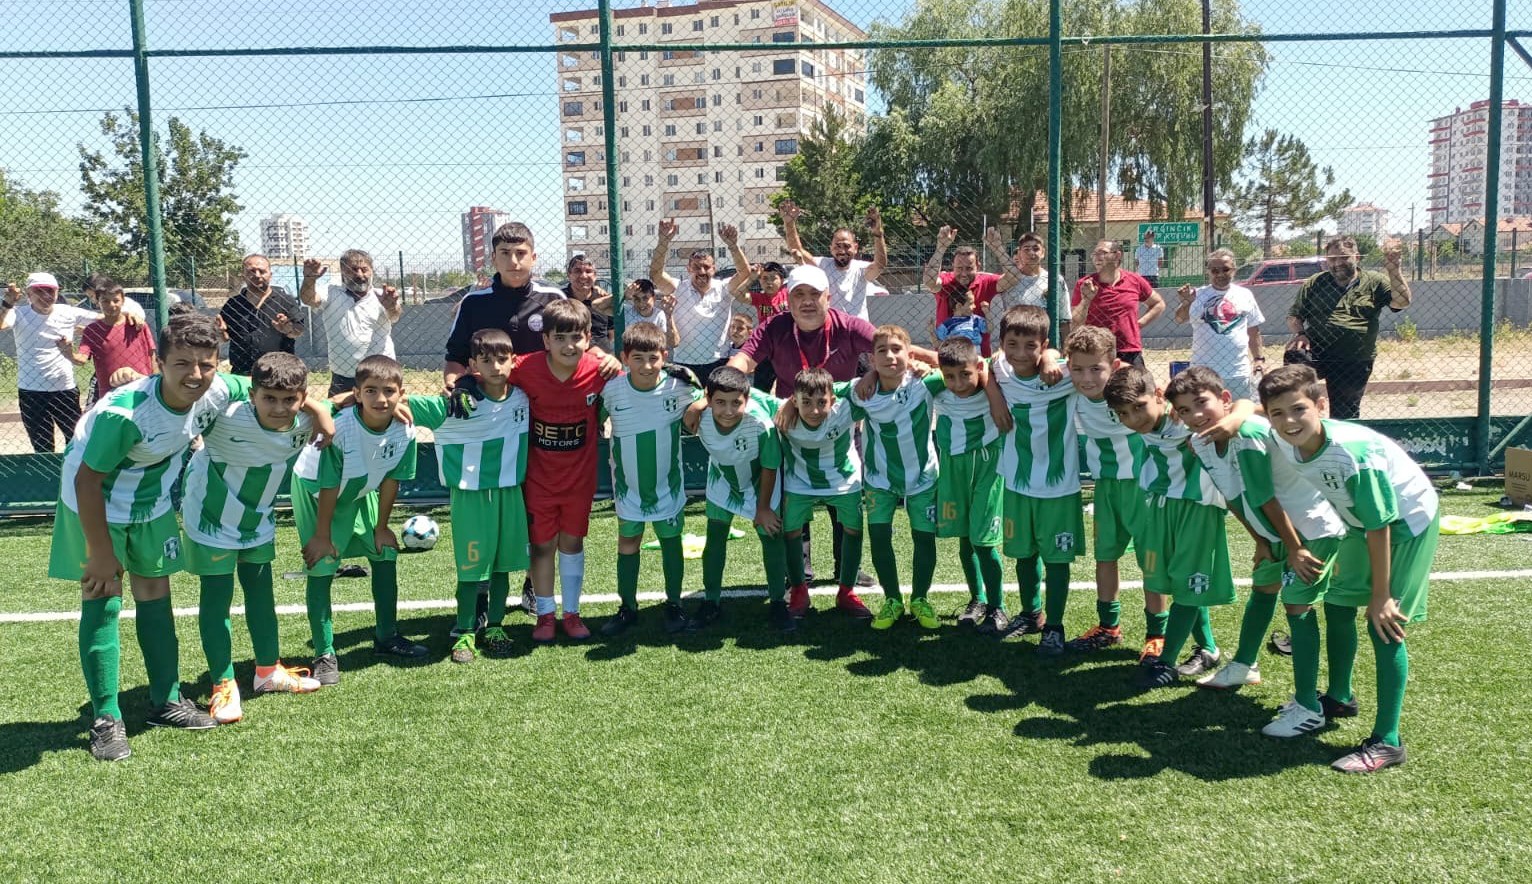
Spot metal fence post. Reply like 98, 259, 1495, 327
128, 0, 169, 329
598, 0, 624, 349
1046, 0, 1063, 341
1479, 0, 1508, 474
1416, 228, 1425, 280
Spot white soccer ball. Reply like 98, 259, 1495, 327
400, 515, 440, 551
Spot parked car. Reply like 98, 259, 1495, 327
1232, 258, 1326, 287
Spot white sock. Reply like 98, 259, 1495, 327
559, 551, 585, 614
534, 594, 556, 616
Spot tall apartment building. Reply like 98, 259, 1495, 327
1338, 202, 1391, 240
1428, 99, 1532, 227
461, 206, 513, 273
260, 214, 309, 260
550, 0, 868, 275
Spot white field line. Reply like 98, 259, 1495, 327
2, 568, 1528, 624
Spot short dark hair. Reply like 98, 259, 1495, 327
566, 253, 594, 273
167, 301, 195, 319
1259, 364, 1325, 407
1017, 232, 1043, 248
1164, 365, 1227, 404
937, 336, 981, 368
793, 367, 834, 398
761, 261, 786, 278
630, 278, 656, 295
1063, 325, 1116, 361
469, 328, 514, 361
1104, 364, 1157, 410
999, 305, 1050, 342
953, 245, 979, 262
158, 313, 220, 357
705, 365, 752, 397
491, 222, 535, 250
620, 320, 666, 355
540, 299, 590, 336
688, 250, 713, 264
251, 351, 308, 392
86, 274, 120, 295
354, 354, 404, 389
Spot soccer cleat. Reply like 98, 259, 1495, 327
835, 587, 873, 619
976, 606, 1011, 636
310, 653, 340, 687
1197, 661, 1262, 690
1268, 630, 1293, 657
89, 714, 131, 761
1139, 635, 1166, 663
600, 606, 639, 638
691, 601, 723, 630
1331, 737, 1407, 773
801, 538, 815, 582
253, 663, 321, 695
1261, 699, 1326, 738
336, 563, 369, 578
854, 569, 876, 588
1002, 610, 1045, 640
1320, 693, 1360, 719
768, 599, 797, 633
1175, 647, 1222, 678
480, 626, 514, 658
374, 633, 429, 658
1134, 659, 1181, 690
1066, 625, 1124, 653
451, 633, 476, 664
209, 679, 243, 725
519, 581, 537, 615
957, 599, 986, 628
871, 597, 905, 630
531, 613, 557, 643
663, 601, 692, 634
787, 584, 811, 618
1037, 626, 1066, 656
146, 697, 218, 730
910, 597, 940, 630
448, 594, 490, 639
561, 612, 592, 641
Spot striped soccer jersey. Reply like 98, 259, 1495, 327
1139, 413, 1225, 507
292, 405, 416, 505
994, 358, 1079, 498
1273, 418, 1439, 539
1192, 416, 1344, 544
408, 390, 530, 491
182, 401, 314, 548
851, 372, 939, 494
1073, 393, 1144, 481
601, 372, 702, 522
696, 392, 781, 519
780, 382, 861, 496
930, 376, 1000, 458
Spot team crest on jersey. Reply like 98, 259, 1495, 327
1054, 532, 1075, 552
925, 504, 938, 525
381, 441, 398, 461
163, 537, 181, 561
1321, 471, 1343, 491
513, 406, 529, 423
1280, 567, 1296, 588
585, 393, 598, 406
733, 435, 750, 453
825, 427, 841, 440
195, 410, 217, 432
664, 395, 684, 414
1187, 572, 1210, 594
895, 387, 910, 405
290, 433, 307, 449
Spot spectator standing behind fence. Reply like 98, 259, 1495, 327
924, 225, 1023, 355
780, 200, 886, 321
1286, 236, 1411, 420
57, 276, 156, 401
651, 218, 753, 379
218, 254, 304, 375
563, 253, 613, 353
300, 250, 401, 395
986, 231, 1069, 331
1174, 248, 1266, 401
1135, 230, 1165, 286
1071, 239, 1166, 368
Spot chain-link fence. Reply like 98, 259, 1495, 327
3, 0, 1531, 508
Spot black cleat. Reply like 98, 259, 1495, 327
146, 697, 218, 730
768, 599, 797, 633
89, 715, 130, 761
976, 605, 1011, 637
599, 605, 639, 638
336, 563, 369, 578
374, 633, 429, 659
691, 600, 723, 629
1175, 647, 1222, 678
1037, 625, 1066, 656
479, 626, 514, 659
1319, 693, 1360, 719
957, 600, 986, 628
1001, 609, 1045, 640
1134, 659, 1181, 690
310, 653, 339, 686
1332, 736, 1407, 773
663, 601, 693, 634
519, 582, 537, 616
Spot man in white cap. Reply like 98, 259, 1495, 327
1, 272, 144, 452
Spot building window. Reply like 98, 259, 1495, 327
715, 171, 724, 183
662, 74, 675, 86
713, 121, 723, 133
616, 25, 625, 37
697, 173, 706, 184
640, 74, 650, 86
772, 32, 795, 43
775, 165, 789, 181
752, 62, 763, 74
568, 200, 588, 216
644, 175, 654, 185
559, 27, 577, 41
854, 88, 865, 103
775, 138, 798, 155
641, 125, 652, 136
753, 115, 764, 126
569, 225, 588, 239
568, 177, 586, 192
563, 101, 583, 116
639, 23, 648, 34
755, 141, 764, 152
560, 54, 578, 69
695, 122, 705, 134
772, 59, 795, 75
566, 151, 586, 166
664, 124, 677, 136
713, 145, 722, 157
693, 20, 703, 32
666, 174, 679, 186
751, 9, 761, 19
710, 15, 720, 27
562, 78, 580, 92
711, 68, 721, 80
662, 23, 672, 34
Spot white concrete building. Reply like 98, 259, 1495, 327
1428, 99, 1532, 227
1338, 202, 1391, 240
260, 214, 309, 260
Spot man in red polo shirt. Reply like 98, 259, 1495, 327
924, 226, 1025, 355
1070, 239, 1166, 368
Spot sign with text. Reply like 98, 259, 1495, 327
772, 0, 798, 27
1138, 221, 1201, 244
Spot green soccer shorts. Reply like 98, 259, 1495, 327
182, 536, 276, 577
784, 490, 863, 534
705, 501, 779, 539
450, 485, 530, 581
865, 484, 937, 532
291, 489, 398, 578
1092, 477, 1145, 563
1319, 515, 1438, 622
618, 511, 685, 540
936, 444, 1003, 546
49, 502, 183, 581
1002, 489, 1085, 563
1137, 495, 1235, 607
1252, 535, 1342, 606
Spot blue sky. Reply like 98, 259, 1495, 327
3, 0, 1532, 277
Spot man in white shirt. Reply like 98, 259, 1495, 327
1174, 248, 1265, 401
650, 217, 753, 379
1135, 231, 1165, 286
780, 200, 887, 321
299, 249, 402, 395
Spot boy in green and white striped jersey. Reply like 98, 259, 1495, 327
407, 329, 530, 663
849, 325, 941, 630
183, 352, 336, 724
681, 365, 793, 631
49, 314, 246, 759
1105, 364, 1238, 690
292, 354, 423, 686
600, 321, 704, 636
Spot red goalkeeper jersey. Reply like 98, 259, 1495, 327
509, 352, 607, 496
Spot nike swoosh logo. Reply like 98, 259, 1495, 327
210, 552, 231, 562
228, 437, 254, 443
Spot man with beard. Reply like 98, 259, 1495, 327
1071, 239, 1166, 369
1286, 236, 1410, 419
923, 225, 1025, 355
219, 254, 304, 375
300, 249, 402, 395
780, 200, 886, 322
562, 252, 613, 352
650, 218, 753, 379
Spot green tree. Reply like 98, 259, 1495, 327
1285, 237, 1316, 257
0, 170, 118, 288
770, 107, 912, 256
78, 112, 247, 286
1226, 129, 1352, 256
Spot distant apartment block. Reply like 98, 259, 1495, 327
551, 0, 868, 274
1428, 99, 1532, 227
260, 214, 309, 260
1338, 202, 1391, 240
461, 206, 513, 273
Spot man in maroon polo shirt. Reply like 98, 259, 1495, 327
1070, 239, 1166, 368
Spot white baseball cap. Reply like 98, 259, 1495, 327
25, 271, 60, 291
784, 264, 829, 295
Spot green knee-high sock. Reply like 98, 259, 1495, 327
911, 531, 937, 600
79, 596, 122, 719
239, 562, 280, 667
617, 552, 640, 610
1097, 599, 1122, 629
198, 575, 236, 684
868, 523, 902, 601
1235, 591, 1280, 666
371, 559, 400, 641
1190, 605, 1218, 653
760, 531, 788, 602
1043, 562, 1070, 627
784, 533, 806, 586
702, 519, 732, 602
976, 545, 1004, 609
1369, 626, 1409, 747
134, 596, 181, 708
1324, 602, 1359, 703
306, 576, 335, 657
487, 573, 510, 625
1287, 609, 1322, 714
659, 535, 685, 603
837, 530, 864, 587
1017, 556, 1042, 614
454, 581, 479, 633
1160, 603, 1199, 665
957, 540, 981, 602
1145, 607, 1169, 640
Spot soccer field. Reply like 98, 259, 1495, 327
1, 492, 1528, 883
